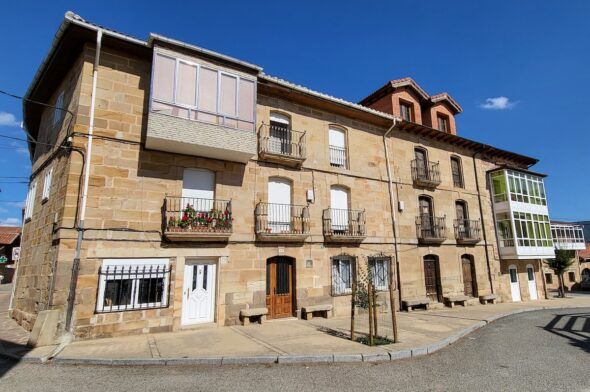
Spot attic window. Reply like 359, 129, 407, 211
400, 100, 414, 122
437, 113, 450, 133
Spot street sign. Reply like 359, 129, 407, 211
12, 247, 20, 261
0, 256, 7, 264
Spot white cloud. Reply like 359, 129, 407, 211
0, 112, 20, 127
15, 147, 29, 156
0, 217, 20, 226
479, 96, 518, 110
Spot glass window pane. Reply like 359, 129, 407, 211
198, 68, 218, 113
104, 279, 132, 307
220, 74, 237, 116
238, 79, 255, 122
176, 62, 197, 106
138, 278, 164, 304
153, 54, 175, 102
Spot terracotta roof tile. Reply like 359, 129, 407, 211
0, 226, 21, 245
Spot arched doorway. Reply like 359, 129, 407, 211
266, 256, 295, 319
582, 268, 590, 284
509, 265, 521, 302
461, 254, 476, 297
423, 255, 442, 302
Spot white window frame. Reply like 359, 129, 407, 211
150, 52, 256, 130
506, 170, 547, 206
328, 126, 347, 168
96, 258, 170, 313
24, 181, 37, 221
369, 257, 389, 291
332, 256, 353, 295
42, 167, 53, 202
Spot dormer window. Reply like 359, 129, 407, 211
437, 114, 450, 133
400, 100, 414, 122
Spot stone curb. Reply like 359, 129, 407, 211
2, 304, 586, 367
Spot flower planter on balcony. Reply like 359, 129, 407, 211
163, 196, 232, 242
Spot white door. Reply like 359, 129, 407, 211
509, 265, 521, 302
331, 186, 349, 231
268, 179, 291, 232
182, 261, 216, 325
182, 169, 214, 211
526, 265, 538, 300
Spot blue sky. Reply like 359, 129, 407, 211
0, 0, 589, 225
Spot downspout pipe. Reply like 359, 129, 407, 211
472, 148, 495, 295
64, 29, 102, 333
383, 118, 402, 309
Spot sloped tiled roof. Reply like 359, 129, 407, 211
430, 92, 463, 114
0, 227, 20, 245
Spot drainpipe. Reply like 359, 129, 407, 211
472, 148, 495, 295
383, 118, 402, 309
64, 29, 102, 333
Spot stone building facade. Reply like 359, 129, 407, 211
10, 12, 550, 341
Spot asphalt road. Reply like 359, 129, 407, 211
1, 307, 588, 392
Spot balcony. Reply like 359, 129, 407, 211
411, 160, 441, 188
416, 214, 446, 244
454, 219, 481, 245
551, 223, 586, 250
255, 202, 310, 242
329, 146, 347, 168
323, 208, 366, 242
164, 196, 232, 241
258, 124, 306, 166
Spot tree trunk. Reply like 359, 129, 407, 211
368, 282, 374, 346
558, 273, 565, 298
350, 278, 356, 341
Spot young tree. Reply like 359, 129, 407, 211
545, 249, 575, 298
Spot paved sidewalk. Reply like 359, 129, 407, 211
1, 288, 589, 366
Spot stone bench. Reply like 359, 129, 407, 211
402, 298, 430, 312
302, 304, 333, 320
479, 294, 498, 305
443, 295, 469, 308
240, 308, 268, 326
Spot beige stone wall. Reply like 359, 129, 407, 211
10, 55, 85, 330
15, 41, 538, 339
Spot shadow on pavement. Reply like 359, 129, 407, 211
542, 311, 590, 354
0, 338, 33, 378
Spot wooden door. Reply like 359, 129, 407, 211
414, 149, 428, 178
461, 256, 475, 297
419, 197, 434, 236
266, 257, 293, 319
424, 256, 441, 302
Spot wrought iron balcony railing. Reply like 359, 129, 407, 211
255, 202, 310, 241
258, 124, 306, 165
416, 214, 446, 243
164, 196, 232, 241
323, 208, 366, 242
411, 159, 441, 187
454, 219, 481, 244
